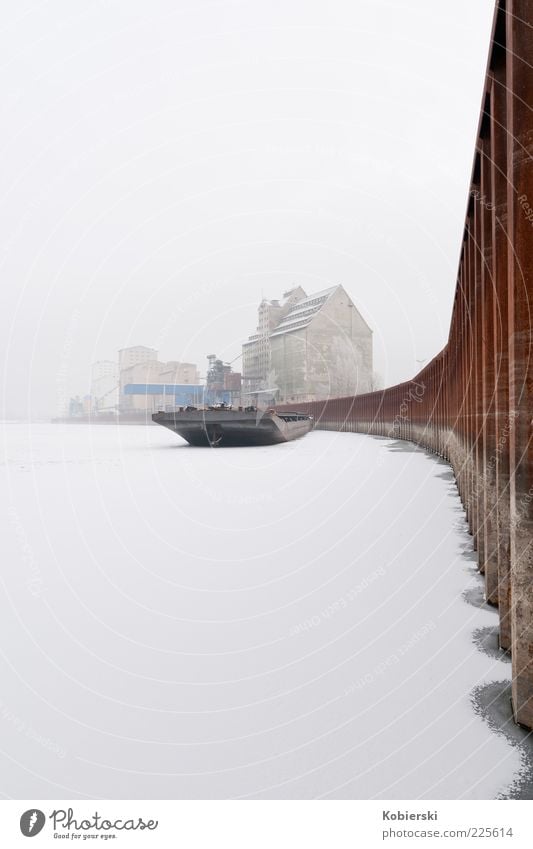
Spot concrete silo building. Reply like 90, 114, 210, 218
242, 285, 372, 403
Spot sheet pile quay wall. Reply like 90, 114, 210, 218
276, 0, 533, 729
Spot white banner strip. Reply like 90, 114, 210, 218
1, 800, 532, 847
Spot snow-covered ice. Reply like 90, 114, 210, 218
0, 422, 521, 798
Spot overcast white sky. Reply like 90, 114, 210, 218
1, 0, 495, 418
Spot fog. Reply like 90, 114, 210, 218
0, 0, 495, 419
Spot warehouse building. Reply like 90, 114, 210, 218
119, 353, 201, 413
242, 285, 372, 403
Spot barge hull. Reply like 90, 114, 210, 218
152, 410, 313, 447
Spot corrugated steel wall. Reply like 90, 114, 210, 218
277, 0, 533, 729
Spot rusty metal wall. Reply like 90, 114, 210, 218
276, 0, 533, 730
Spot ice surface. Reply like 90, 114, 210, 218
0, 423, 520, 798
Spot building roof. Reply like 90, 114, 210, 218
118, 345, 157, 353
270, 286, 338, 337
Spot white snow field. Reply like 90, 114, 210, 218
0, 422, 520, 799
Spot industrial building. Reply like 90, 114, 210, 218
242, 285, 373, 403
90, 360, 119, 413
118, 349, 202, 413
205, 355, 242, 406
118, 345, 158, 372
84, 347, 203, 417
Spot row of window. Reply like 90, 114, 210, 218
271, 318, 312, 336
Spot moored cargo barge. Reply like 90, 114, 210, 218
152, 407, 313, 447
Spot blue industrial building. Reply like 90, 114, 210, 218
123, 383, 204, 408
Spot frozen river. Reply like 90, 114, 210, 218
0, 422, 521, 799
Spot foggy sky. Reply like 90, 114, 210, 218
0, 0, 495, 418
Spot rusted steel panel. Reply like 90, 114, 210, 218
474, 169, 485, 564
466, 220, 475, 533
506, 0, 533, 729
491, 52, 512, 646
481, 132, 499, 602
457, 261, 468, 506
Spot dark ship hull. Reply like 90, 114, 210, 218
152, 409, 314, 447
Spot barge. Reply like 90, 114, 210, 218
152, 407, 314, 447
